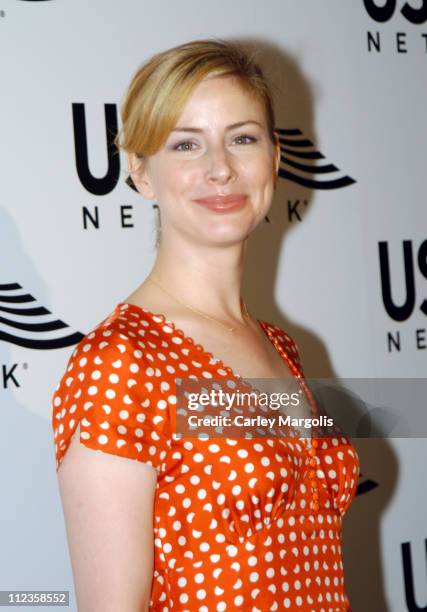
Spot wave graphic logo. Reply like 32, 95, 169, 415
0, 283, 83, 349
277, 128, 356, 190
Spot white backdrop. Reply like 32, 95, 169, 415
1, 1, 426, 610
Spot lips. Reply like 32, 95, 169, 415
193, 194, 248, 212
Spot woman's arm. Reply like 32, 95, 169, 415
57, 427, 158, 612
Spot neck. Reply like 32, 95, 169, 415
148, 231, 248, 322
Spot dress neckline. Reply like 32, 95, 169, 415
115, 301, 318, 445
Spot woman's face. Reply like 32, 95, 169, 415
131, 75, 280, 246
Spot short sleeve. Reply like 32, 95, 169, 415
51, 325, 172, 472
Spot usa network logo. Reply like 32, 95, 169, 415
379, 239, 427, 353
363, 0, 427, 55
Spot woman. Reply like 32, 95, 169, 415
52, 39, 360, 611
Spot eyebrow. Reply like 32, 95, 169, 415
170, 120, 263, 133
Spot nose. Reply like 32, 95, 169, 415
205, 143, 237, 185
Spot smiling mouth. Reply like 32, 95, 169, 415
193, 194, 248, 212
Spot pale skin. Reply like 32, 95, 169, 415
126, 75, 288, 381
57, 75, 295, 611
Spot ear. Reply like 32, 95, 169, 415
127, 153, 156, 200
271, 134, 281, 188
273, 132, 281, 176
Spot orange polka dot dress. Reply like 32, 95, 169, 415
52, 302, 360, 611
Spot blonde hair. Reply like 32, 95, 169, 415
114, 38, 277, 246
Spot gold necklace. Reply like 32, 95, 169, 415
147, 275, 250, 333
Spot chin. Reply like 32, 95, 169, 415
194, 222, 256, 246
